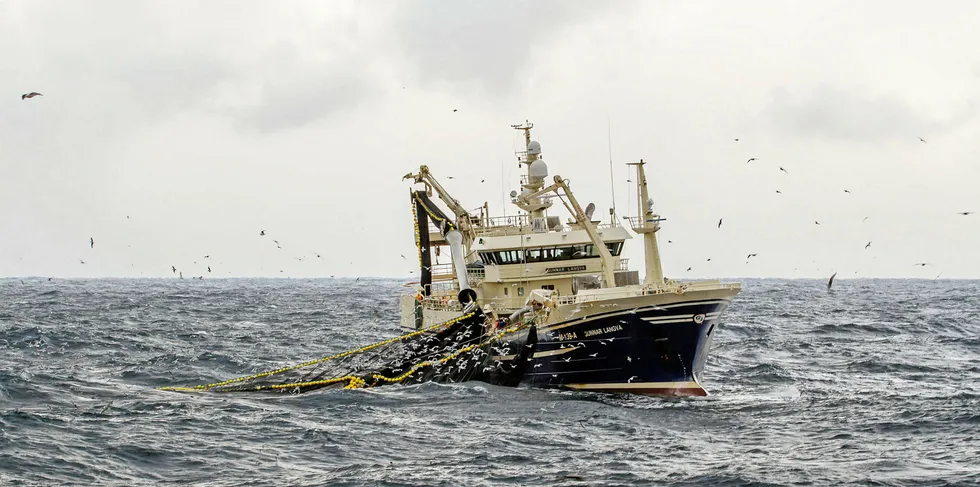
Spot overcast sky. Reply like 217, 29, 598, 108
2, 0, 978, 280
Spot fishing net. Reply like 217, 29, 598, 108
158, 306, 537, 394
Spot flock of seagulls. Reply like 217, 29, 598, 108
20, 90, 973, 283
681, 135, 973, 285
74, 219, 328, 279
22, 87, 339, 278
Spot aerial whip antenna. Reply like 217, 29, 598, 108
607, 116, 617, 225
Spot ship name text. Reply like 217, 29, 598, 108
584, 324, 623, 338
545, 265, 587, 274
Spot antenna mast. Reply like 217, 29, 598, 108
607, 117, 616, 225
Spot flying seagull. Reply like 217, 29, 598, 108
918, 137, 927, 143
814, 221, 821, 225
259, 230, 266, 236
90, 238, 94, 249
779, 166, 789, 174
734, 138, 739, 142
913, 262, 930, 266
207, 266, 211, 273
21, 92, 42, 100
745, 157, 757, 164
172, 265, 177, 274
827, 272, 837, 290
717, 218, 723, 228
746, 253, 758, 260
775, 190, 782, 194
865, 241, 872, 249
958, 212, 973, 216
844, 189, 851, 193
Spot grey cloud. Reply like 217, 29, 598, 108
221, 58, 379, 134
389, 0, 634, 96
2, 2, 381, 135
763, 85, 975, 142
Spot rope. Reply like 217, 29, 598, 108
157, 310, 478, 392
208, 319, 533, 393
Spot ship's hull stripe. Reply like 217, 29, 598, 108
494, 346, 577, 361
540, 299, 731, 333
564, 381, 702, 390
641, 311, 721, 323
525, 367, 621, 377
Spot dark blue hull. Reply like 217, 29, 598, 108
498, 298, 733, 396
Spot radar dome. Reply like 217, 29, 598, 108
527, 141, 542, 155
529, 159, 548, 179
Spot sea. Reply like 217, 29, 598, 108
1, 278, 977, 486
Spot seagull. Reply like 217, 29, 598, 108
706, 258, 712, 262
865, 241, 872, 249
779, 166, 789, 174
775, 190, 782, 194
844, 189, 851, 193
734, 138, 739, 142
814, 221, 821, 225
827, 272, 837, 290
453, 109, 458, 112
746, 157, 757, 164
400, 254, 406, 259
958, 212, 973, 216
918, 137, 927, 143
207, 266, 211, 273
79, 259, 86, 264
628, 376, 639, 383
259, 230, 266, 236
913, 262, 930, 266
21, 92, 42, 99
90, 238, 94, 249
746, 253, 758, 259
172, 266, 177, 274
480, 179, 485, 183
862, 216, 869, 222
588, 353, 598, 358
717, 218, 723, 228
686, 267, 692, 271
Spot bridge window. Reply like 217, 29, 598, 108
606, 242, 623, 256
480, 242, 623, 265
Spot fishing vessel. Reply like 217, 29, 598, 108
399, 122, 740, 396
